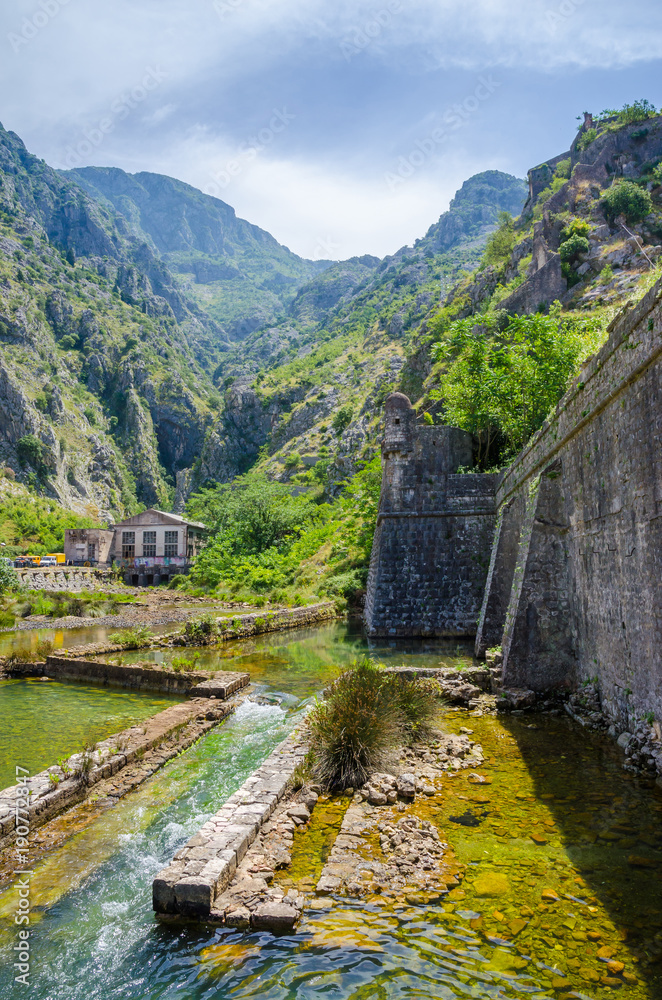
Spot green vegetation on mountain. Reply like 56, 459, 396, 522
66, 167, 330, 339
185, 459, 380, 606
429, 307, 604, 466
0, 484, 96, 556
3, 102, 661, 597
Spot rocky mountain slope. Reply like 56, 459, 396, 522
0, 122, 527, 520
5, 106, 658, 532
196, 170, 528, 488
0, 122, 224, 517
66, 167, 330, 341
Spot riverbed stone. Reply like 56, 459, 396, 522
396, 773, 416, 799
251, 902, 299, 933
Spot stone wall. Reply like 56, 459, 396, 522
10, 658, 250, 696
153, 728, 308, 920
476, 277, 662, 728
364, 393, 498, 637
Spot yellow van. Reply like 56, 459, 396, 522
47, 553, 66, 564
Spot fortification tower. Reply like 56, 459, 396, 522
364, 393, 499, 637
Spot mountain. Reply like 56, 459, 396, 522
0, 120, 529, 520
0, 122, 223, 516
65, 167, 330, 341
194, 171, 528, 488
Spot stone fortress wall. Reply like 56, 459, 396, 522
366, 276, 662, 729
364, 393, 499, 638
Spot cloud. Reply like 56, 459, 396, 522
0, 0, 660, 258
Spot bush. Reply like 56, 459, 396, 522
182, 614, 218, 644
16, 435, 45, 470
109, 625, 154, 647
307, 658, 402, 789
332, 405, 353, 436
577, 128, 598, 152
483, 211, 517, 268
307, 659, 445, 789
602, 181, 653, 224
555, 158, 572, 179
171, 653, 201, 673
0, 562, 20, 595
559, 233, 590, 263
387, 674, 444, 745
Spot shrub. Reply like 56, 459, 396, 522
0, 562, 20, 595
16, 434, 45, 470
577, 128, 598, 152
387, 675, 444, 745
559, 234, 590, 263
36, 638, 54, 659
332, 405, 353, 436
182, 614, 218, 644
171, 653, 201, 673
307, 659, 446, 788
602, 181, 653, 224
430, 308, 604, 465
109, 625, 154, 647
483, 211, 517, 268
555, 158, 572, 179
307, 658, 402, 789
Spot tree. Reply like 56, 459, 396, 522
559, 233, 590, 263
332, 405, 353, 436
483, 211, 517, 269
16, 435, 45, 470
430, 309, 603, 465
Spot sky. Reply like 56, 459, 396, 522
1, 0, 661, 260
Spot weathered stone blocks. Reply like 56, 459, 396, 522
152, 730, 308, 921
365, 394, 498, 637
477, 276, 662, 728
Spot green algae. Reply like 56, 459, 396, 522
277, 794, 351, 890
0, 679, 181, 791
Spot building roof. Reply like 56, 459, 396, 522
111, 508, 207, 530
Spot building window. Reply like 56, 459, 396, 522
164, 530, 178, 557
142, 531, 156, 557
122, 531, 135, 559
88, 543, 96, 560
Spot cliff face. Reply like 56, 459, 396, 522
0, 123, 222, 518
201, 171, 529, 489
444, 115, 662, 320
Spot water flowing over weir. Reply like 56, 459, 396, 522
0, 622, 660, 998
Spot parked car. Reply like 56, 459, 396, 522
39, 556, 57, 567
1, 556, 13, 567
14, 556, 34, 568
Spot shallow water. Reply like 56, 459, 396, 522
0, 623, 660, 998
0, 680, 181, 791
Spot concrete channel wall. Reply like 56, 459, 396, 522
10, 658, 249, 697
153, 729, 308, 920
0, 697, 238, 850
